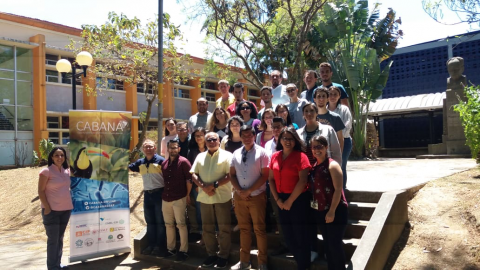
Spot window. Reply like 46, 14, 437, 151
46, 70, 59, 83
47, 115, 70, 144
137, 83, 154, 94
248, 89, 259, 97
174, 88, 190, 98
45, 54, 58, 65
204, 81, 216, 90
96, 77, 123, 90
202, 92, 216, 102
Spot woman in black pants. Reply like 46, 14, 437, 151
310, 135, 348, 269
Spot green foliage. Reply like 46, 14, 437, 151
33, 139, 55, 166
305, 0, 402, 157
454, 85, 480, 163
200, 59, 238, 86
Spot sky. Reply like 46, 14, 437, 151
1, 0, 476, 59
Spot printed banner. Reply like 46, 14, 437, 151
68, 110, 132, 262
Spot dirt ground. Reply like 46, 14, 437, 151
1, 165, 479, 269
385, 166, 480, 269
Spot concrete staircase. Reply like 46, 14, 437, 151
133, 190, 383, 269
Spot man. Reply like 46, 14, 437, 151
128, 139, 166, 257
313, 88, 345, 152
190, 132, 233, 269
161, 139, 192, 262
270, 70, 290, 106
188, 98, 212, 133
257, 86, 276, 120
230, 126, 270, 270
215, 79, 235, 110
176, 122, 189, 158
300, 70, 319, 103
285, 83, 308, 128
227, 82, 258, 117
318, 62, 350, 107
263, 117, 289, 257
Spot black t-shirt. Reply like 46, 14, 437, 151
225, 140, 243, 154
178, 137, 189, 158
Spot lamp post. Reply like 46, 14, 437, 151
56, 51, 93, 110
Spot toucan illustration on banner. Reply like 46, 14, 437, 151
72, 147, 109, 179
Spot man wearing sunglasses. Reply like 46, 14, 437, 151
190, 132, 233, 269
285, 83, 308, 128
229, 125, 270, 270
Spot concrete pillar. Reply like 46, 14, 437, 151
125, 81, 138, 150
190, 77, 201, 115
82, 62, 97, 110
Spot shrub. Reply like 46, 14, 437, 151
454, 85, 480, 163
33, 139, 55, 166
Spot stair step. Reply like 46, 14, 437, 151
348, 202, 377, 220
345, 219, 369, 239
345, 190, 382, 203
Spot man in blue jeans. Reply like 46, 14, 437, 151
129, 139, 166, 257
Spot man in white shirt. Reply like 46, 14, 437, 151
270, 70, 289, 106
285, 83, 309, 128
230, 125, 270, 270
188, 97, 212, 134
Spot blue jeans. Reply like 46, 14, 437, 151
42, 209, 71, 270
144, 188, 166, 249
342, 137, 352, 189
188, 187, 202, 233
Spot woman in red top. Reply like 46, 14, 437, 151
38, 147, 73, 270
269, 126, 312, 270
310, 135, 348, 270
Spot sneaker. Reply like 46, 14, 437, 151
214, 257, 228, 269
202, 255, 218, 267
258, 264, 268, 270
310, 251, 319, 262
230, 261, 251, 270
174, 251, 188, 263
141, 246, 153, 255
166, 249, 177, 258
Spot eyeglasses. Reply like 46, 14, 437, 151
277, 110, 287, 114
206, 138, 218, 142
281, 137, 295, 142
272, 125, 284, 130
312, 145, 326, 150
240, 107, 251, 111
286, 88, 296, 93
177, 128, 187, 132
143, 145, 155, 149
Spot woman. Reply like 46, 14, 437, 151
220, 116, 245, 153
327, 86, 352, 189
186, 127, 207, 242
38, 146, 73, 270
207, 107, 230, 141
160, 117, 177, 159
310, 135, 348, 270
255, 108, 276, 147
236, 100, 261, 133
297, 103, 342, 166
275, 104, 299, 130
268, 127, 312, 270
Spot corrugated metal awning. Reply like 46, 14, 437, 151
367, 92, 446, 116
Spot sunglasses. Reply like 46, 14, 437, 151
240, 107, 251, 110
286, 88, 296, 93
206, 138, 218, 142
312, 145, 326, 150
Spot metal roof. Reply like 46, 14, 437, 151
367, 92, 446, 116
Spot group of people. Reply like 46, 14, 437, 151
37, 62, 352, 270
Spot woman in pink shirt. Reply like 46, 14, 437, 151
38, 147, 73, 270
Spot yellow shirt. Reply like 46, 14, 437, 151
190, 148, 233, 204
216, 94, 235, 110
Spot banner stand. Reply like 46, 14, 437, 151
69, 247, 131, 263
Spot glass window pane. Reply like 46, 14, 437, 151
0, 79, 15, 105
62, 132, 70, 144
0, 45, 14, 70
0, 105, 15, 130
17, 72, 32, 81
17, 106, 33, 131
46, 70, 59, 83
0, 70, 14, 80
17, 81, 32, 106
16, 48, 32, 72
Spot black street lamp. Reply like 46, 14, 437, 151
56, 51, 93, 110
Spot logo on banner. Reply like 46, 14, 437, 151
119, 219, 125, 224
76, 224, 87, 228
117, 234, 124, 240
75, 240, 83, 247
85, 238, 94, 247
110, 227, 115, 232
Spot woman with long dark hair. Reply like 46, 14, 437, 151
268, 127, 312, 270
236, 100, 261, 133
207, 107, 230, 141
160, 117, 177, 159
275, 104, 299, 130
256, 108, 276, 147
310, 135, 348, 269
220, 116, 245, 154
38, 146, 73, 270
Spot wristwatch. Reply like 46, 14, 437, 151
213, 181, 219, 189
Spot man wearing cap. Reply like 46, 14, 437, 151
216, 80, 236, 110
285, 83, 308, 128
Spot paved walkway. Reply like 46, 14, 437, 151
1, 158, 477, 269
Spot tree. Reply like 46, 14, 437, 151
305, 0, 403, 157
190, 0, 328, 87
423, 0, 480, 26
69, 12, 193, 161
454, 85, 480, 163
